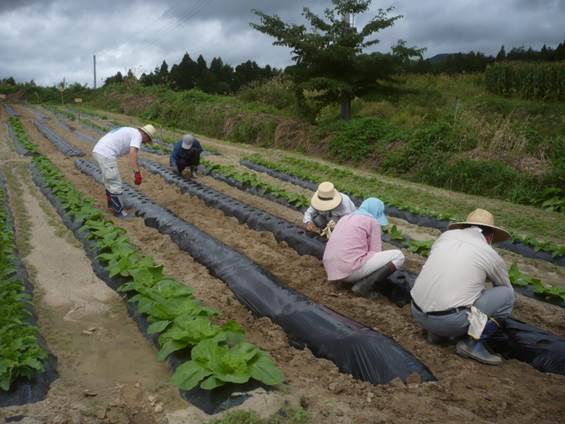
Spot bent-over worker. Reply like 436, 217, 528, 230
92, 124, 156, 218
410, 208, 514, 365
323, 198, 405, 298
169, 133, 203, 178
304, 181, 356, 234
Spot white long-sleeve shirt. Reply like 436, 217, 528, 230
410, 227, 511, 313
303, 192, 357, 224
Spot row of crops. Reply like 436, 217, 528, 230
242, 154, 565, 261
0, 177, 49, 395
6, 116, 284, 405
485, 61, 565, 101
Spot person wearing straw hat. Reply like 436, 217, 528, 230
170, 133, 203, 178
323, 198, 405, 298
304, 181, 356, 234
410, 208, 514, 365
92, 124, 156, 218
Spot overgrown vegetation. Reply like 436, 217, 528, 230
485, 61, 565, 101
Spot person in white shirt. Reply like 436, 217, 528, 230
410, 209, 514, 365
303, 181, 356, 234
92, 124, 156, 218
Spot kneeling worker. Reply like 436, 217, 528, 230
304, 181, 356, 234
410, 208, 514, 365
170, 133, 203, 178
323, 198, 405, 298
92, 124, 156, 218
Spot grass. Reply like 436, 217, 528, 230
208, 405, 310, 424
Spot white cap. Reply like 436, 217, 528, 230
181, 134, 195, 149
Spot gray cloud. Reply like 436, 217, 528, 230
1, 0, 564, 86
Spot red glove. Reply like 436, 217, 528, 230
134, 170, 142, 185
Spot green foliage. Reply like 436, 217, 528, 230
203, 160, 310, 209
0, 184, 48, 390
509, 263, 565, 301
320, 117, 406, 162
251, 0, 413, 119
485, 61, 565, 101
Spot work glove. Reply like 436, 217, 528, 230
134, 170, 142, 185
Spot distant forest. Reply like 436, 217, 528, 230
104, 53, 279, 95
102, 40, 565, 95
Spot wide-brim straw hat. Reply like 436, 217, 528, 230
311, 181, 342, 211
139, 124, 156, 141
448, 208, 510, 243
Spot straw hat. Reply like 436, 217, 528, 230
448, 208, 510, 243
181, 134, 195, 149
139, 124, 156, 140
311, 181, 342, 211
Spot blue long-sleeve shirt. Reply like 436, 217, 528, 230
170, 139, 202, 167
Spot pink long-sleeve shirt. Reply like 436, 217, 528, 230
322, 214, 382, 281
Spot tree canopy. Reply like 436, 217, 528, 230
251, 0, 417, 120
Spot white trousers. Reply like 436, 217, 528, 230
344, 249, 405, 283
93, 152, 122, 194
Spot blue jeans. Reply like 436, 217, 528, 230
411, 286, 514, 338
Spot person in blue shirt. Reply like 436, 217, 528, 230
169, 134, 203, 178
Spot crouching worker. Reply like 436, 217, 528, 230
323, 198, 405, 298
304, 181, 356, 235
92, 124, 156, 219
170, 134, 203, 178
410, 209, 514, 365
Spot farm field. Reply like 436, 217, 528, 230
1, 102, 565, 423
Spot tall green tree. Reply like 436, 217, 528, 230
251, 0, 405, 120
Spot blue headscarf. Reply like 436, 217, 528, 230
352, 197, 388, 226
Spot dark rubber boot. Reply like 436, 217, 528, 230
351, 262, 397, 298
455, 337, 502, 365
455, 319, 502, 365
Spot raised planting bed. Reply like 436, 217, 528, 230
33, 119, 85, 157
76, 157, 437, 386
241, 155, 565, 266
10, 118, 284, 414
0, 174, 57, 407
3, 104, 19, 117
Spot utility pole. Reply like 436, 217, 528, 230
93, 55, 97, 89
341, 12, 353, 120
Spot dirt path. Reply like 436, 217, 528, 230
13, 104, 565, 423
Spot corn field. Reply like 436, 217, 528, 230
484, 61, 565, 101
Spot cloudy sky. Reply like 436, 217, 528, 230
1, 0, 564, 86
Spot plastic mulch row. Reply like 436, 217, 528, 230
76, 157, 437, 386
29, 165, 261, 415
240, 160, 565, 267
138, 160, 565, 376
0, 174, 58, 407
32, 119, 85, 157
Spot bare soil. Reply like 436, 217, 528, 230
3, 104, 565, 424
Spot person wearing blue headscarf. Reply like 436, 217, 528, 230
323, 197, 405, 298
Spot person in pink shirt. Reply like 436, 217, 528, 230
323, 198, 405, 298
